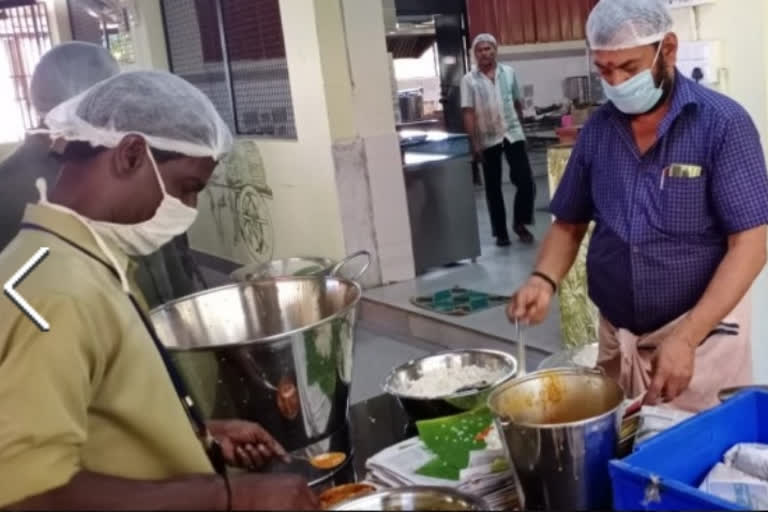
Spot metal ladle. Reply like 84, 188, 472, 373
292, 451, 347, 470
453, 380, 491, 394
516, 318, 527, 377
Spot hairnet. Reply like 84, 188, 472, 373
29, 42, 120, 115
472, 33, 498, 52
586, 0, 673, 51
43, 70, 233, 160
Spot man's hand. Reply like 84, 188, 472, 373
644, 328, 697, 406
472, 146, 484, 165
230, 473, 319, 511
207, 419, 289, 470
507, 275, 554, 325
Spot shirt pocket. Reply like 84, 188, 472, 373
662, 174, 709, 235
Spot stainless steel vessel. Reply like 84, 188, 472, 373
332, 487, 489, 511
230, 251, 370, 282
399, 89, 425, 123
149, 277, 362, 483
382, 349, 518, 422
488, 368, 624, 510
563, 75, 590, 105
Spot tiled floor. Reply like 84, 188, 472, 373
350, 326, 443, 404
364, 173, 564, 359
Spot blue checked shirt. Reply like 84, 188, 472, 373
551, 72, 768, 334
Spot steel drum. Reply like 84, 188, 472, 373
488, 368, 624, 511
149, 277, 361, 484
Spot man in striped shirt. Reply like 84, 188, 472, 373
461, 33, 536, 247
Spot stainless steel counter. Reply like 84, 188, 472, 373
401, 131, 481, 275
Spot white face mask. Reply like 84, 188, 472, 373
600, 42, 665, 115
89, 148, 198, 256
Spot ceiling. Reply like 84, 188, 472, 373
386, 16, 436, 59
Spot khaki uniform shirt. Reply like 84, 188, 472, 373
0, 204, 212, 507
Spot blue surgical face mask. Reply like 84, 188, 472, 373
601, 43, 664, 115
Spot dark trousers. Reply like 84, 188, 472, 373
481, 139, 536, 240
471, 159, 482, 185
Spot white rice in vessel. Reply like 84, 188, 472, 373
400, 365, 507, 398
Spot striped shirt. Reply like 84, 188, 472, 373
460, 63, 525, 149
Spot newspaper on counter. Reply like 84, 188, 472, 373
699, 462, 768, 509
365, 436, 522, 510
725, 443, 768, 481
634, 405, 694, 445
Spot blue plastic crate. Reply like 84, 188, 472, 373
610, 390, 768, 511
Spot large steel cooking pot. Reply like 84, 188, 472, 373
488, 368, 624, 511
149, 277, 361, 481
230, 251, 371, 282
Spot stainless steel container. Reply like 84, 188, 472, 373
382, 349, 518, 422
332, 487, 489, 511
399, 89, 425, 123
149, 277, 361, 484
563, 75, 590, 105
230, 251, 370, 282
488, 368, 624, 510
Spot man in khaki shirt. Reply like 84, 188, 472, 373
0, 71, 317, 510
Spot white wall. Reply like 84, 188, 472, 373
339, 0, 416, 284
500, 53, 590, 107
394, 47, 442, 110
130, 0, 169, 71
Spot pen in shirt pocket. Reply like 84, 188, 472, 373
660, 166, 669, 190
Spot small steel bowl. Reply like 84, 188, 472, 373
382, 349, 518, 422
331, 486, 489, 511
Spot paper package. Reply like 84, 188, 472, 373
725, 443, 768, 481
634, 405, 694, 445
699, 462, 768, 509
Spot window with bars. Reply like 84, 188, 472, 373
161, 0, 297, 139
67, 0, 136, 65
0, 1, 52, 143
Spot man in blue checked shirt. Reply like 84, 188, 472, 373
509, 0, 768, 412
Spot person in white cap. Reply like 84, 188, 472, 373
461, 33, 536, 246
0, 71, 318, 510
0, 42, 119, 252
509, 0, 768, 411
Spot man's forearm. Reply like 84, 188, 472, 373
514, 100, 524, 124
8, 471, 227, 511
683, 226, 767, 344
462, 109, 481, 153
533, 220, 589, 284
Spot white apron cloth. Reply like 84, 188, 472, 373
597, 295, 752, 412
